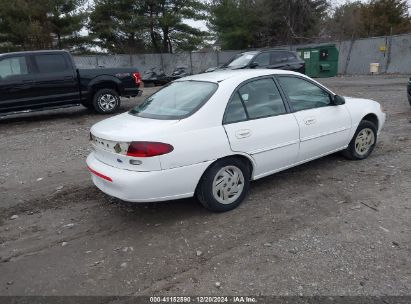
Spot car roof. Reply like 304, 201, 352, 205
239, 51, 259, 55
178, 69, 301, 83
241, 49, 293, 54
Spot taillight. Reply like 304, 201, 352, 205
132, 72, 141, 86
87, 166, 113, 182
126, 142, 173, 157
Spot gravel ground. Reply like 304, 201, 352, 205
0, 75, 410, 296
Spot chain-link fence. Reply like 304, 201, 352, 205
73, 33, 411, 75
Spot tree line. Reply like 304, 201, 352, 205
0, 0, 410, 54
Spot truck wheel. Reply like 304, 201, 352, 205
92, 89, 120, 114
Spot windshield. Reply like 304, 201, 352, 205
129, 81, 218, 120
224, 52, 257, 68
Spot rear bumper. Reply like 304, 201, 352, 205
407, 82, 411, 105
297, 64, 306, 75
86, 152, 212, 202
123, 88, 142, 97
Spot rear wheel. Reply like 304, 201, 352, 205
342, 120, 377, 160
196, 158, 250, 212
92, 89, 120, 114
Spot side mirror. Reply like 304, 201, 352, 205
333, 95, 345, 105
249, 62, 259, 68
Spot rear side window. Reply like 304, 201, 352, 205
0, 56, 29, 79
34, 54, 69, 74
129, 81, 218, 120
271, 51, 296, 64
224, 92, 247, 124
224, 78, 287, 124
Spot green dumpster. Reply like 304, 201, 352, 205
297, 44, 339, 78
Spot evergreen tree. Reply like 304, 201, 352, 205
208, 0, 329, 50
364, 0, 411, 36
0, 0, 87, 52
89, 0, 208, 53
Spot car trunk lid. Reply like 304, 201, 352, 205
90, 113, 178, 171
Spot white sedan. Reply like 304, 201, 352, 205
87, 70, 386, 212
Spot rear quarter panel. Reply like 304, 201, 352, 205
159, 80, 254, 171
78, 68, 140, 98
159, 125, 234, 170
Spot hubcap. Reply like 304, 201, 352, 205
355, 128, 375, 155
98, 94, 117, 111
212, 166, 244, 205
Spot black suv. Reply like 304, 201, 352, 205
217, 49, 305, 74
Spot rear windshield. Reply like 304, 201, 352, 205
129, 81, 218, 119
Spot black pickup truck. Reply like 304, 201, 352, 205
0, 50, 142, 116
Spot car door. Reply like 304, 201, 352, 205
277, 75, 351, 163
223, 77, 300, 179
31, 53, 79, 106
0, 55, 36, 113
269, 51, 291, 70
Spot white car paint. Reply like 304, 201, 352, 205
87, 69, 386, 202
224, 113, 300, 178
292, 104, 351, 163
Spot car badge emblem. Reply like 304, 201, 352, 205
114, 143, 122, 153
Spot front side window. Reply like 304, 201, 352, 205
34, 54, 69, 74
224, 78, 287, 124
129, 81, 218, 120
278, 76, 331, 111
0, 56, 29, 79
253, 52, 270, 67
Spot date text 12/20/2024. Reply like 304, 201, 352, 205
149, 296, 257, 303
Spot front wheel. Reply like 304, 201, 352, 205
342, 120, 377, 160
196, 158, 250, 212
92, 89, 121, 114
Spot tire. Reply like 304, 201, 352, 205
92, 89, 120, 114
342, 120, 377, 160
196, 157, 250, 212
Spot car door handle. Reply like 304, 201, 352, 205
304, 117, 317, 125
235, 129, 252, 139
